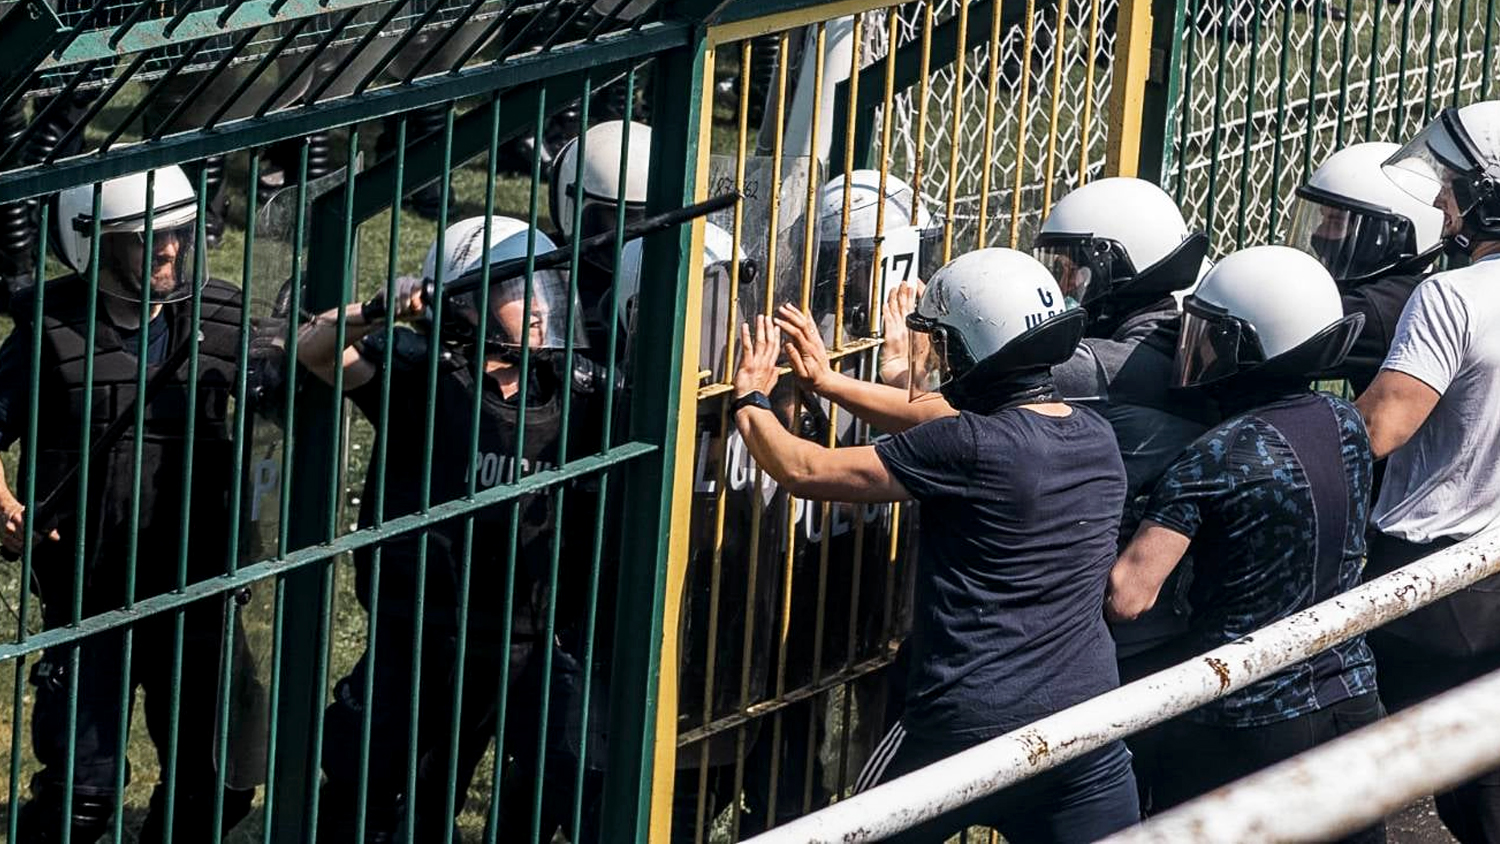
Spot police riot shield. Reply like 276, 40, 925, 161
216, 162, 356, 790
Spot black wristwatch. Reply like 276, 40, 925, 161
731, 390, 773, 413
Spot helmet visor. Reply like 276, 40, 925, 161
447, 269, 588, 351
98, 222, 199, 304
1382, 115, 1474, 214
813, 225, 928, 341
906, 312, 951, 403
1032, 234, 1127, 308
1285, 188, 1415, 283
1173, 296, 1262, 388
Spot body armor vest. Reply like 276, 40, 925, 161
27, 276, 244, 610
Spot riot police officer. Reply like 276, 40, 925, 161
1032, 176, 1219, 811
300, 215, 601, 842
1108, 246, 1382, 842
0, 166, 257, 842
1287, 141, 1445, 393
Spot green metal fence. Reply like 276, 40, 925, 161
2, 0, 1498, 841
0, 0, 717, 840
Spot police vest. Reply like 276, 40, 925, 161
28, 277, 244, 603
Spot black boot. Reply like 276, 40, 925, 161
137, 784, 255, 843
16, 779, 114, 844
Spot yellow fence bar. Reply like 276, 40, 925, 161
1105, 0, 1154, 176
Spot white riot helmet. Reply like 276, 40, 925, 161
54, 165, 200, 303
1287, 142, 1444, 285
907, 247, 1085, 409
1174, 245, 1363, 389
1384, 101, 1500, 252
550, 120, 652, 242
1034, 177, 1209, 330
616, 222, 750, 378
812, 170, 941, 338
422, 216, 587, 352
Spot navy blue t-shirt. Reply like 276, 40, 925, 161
1143, 392, 1377, 728
874, 405, 1126, 742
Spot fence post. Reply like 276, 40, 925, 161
1105, 0, 1155, 176
599, 29, 715, 844
1133, 0, 1189, 183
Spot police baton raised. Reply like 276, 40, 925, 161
360, 191, 741, 320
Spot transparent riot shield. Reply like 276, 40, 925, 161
216, 162, 355, 790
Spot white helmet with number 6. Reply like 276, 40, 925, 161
1174, 245, 1363, 388
907, 247, 1085, 409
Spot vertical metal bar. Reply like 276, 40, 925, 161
1267, 0, 1297, 236
1233, 0, 1263, 249
1397, 0, 1416, 135
1008, 0, 1037, 249
910, 1, 936, 218
1202, 0, 1230, 242
1105, 0, 1155, 179
1424, 0, 1442, 122
1171, 0, 1201, 204
1335, 0, 1356, 147
1364, 0, 1385, 140
609, 33, 714, 844
211, 151, 261, 844
1453, 0, 1471, 108
1078, 0, 1104, 183
7, 200, 49, 844
944, 0, 968, 258
60, 184, 105, 844
575, 63, 639, 841
1301, 0, 1329, 180
355, 112, 407, 844
976, 0, 1003, 247
1483, 0, 1496, 100
1040, 0, 1069, 217
160, 164, 214, 844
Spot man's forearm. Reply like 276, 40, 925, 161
296, 303, 380, 379
817, 371, 954, 433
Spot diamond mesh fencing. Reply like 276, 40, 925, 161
1165, 0, 1498, 253
876, 0, 1121, 253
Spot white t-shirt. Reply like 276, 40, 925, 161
1374, 256, 1500, 543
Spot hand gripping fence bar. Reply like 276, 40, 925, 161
745, 526, 1500, 843
1100, 665, 1500, 843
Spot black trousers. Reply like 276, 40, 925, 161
21, 599, 255, 843
1155, 692, 1386, 844
1367, 531, 1500, 844
855, 726, 1139, 844
318, 615, 601, 844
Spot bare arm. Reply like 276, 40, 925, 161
734, 315, 910, 502
775, 303, 955, 434
1355, 369, 1442, 460
0, 456, 59, 555
1106, 520, 1192, 622
296, 277, 425, 393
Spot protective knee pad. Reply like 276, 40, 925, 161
16, 780, 114, 844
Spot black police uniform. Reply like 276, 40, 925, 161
1052, 302, 1220, 814
1333, 272, 1424, 395
0, 275, 256, 843
318, 328, 602, 844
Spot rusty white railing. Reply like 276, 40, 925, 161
746, 527, 1500, 844
1101, 666, 1500, 843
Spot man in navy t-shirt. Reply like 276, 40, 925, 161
739, 249, 1139, 843
1107, 247, 1382, 841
